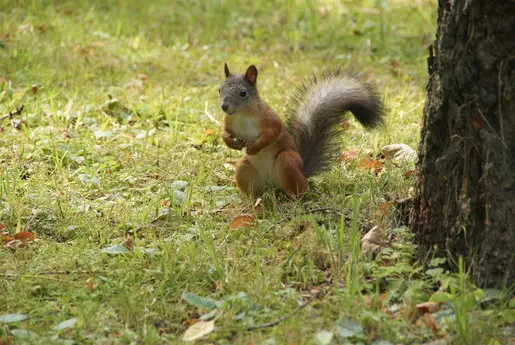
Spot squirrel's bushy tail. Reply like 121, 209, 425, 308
285, 69, 385, 177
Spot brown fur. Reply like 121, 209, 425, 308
224, 98, 306, 197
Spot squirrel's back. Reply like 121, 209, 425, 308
286, 69, 384, 177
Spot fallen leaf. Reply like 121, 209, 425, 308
1, 235, 14, 243
375, 201, 394, 218
315, 330, 334, 345
101, 244, 130, 254
360, 226, 385, 256
14, 231, 35, 242
182, 320, 215, 342
231, 215, 255, 229
382, 144, 417, 162
335, 318, 364, 338
171, 180, 189, 191
182, 292, 218, 310
3, 239, 27, 251
403, 170, 416, 178
53, 317, 77, 331
422, 313, 440, 335
357, 156, 384, 169
0, 313, 28, 323
9, 329, 38, 341
416, 301, 439, 314
341, 150, 359, 163
122, 237, 134, 250
0, 224, 7, 231
203, 129, 216, 136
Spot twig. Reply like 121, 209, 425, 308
246, 298, 315, 331
0, 104, 24, 122
1, 269, 92, 277
204, 101, 222, 127
1, 273, 85, 286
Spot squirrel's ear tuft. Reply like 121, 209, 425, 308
224, 63, 231, 78
244, 65, 258, 86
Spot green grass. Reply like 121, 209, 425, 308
0, 0, 513, 344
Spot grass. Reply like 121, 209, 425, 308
0, 0, 513, 344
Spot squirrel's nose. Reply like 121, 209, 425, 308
221, 104, 229, 112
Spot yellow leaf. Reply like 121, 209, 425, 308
231, 215, 255, 229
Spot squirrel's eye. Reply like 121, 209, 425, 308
239, 89, 247, 97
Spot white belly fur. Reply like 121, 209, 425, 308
227, 114, 277, 183
229, 115, 260, 143
248, 145, 278, 182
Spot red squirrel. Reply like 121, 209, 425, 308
219, 64, 384, 197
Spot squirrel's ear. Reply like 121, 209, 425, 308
244, 65, 258, 86
224, 63, 231, 78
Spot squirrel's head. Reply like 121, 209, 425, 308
219, 63, 258, 116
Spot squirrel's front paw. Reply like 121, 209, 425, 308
230, 138, 247, 150
245, 144, 260, 155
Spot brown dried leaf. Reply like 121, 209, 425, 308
416, 301, 439, 314
1, 235, 14, 244
340, 150, 359, 163
403, 170, 416, 178
86, 279, 95, 293
14, 231, 35, 242
422, 313, 440, 335
122, 237, 134, 250
375, 201, 395, 218
357, 156, 384, 169
203, 129, 216, 136
231, 215, 255, 229
4, 239, 27, 251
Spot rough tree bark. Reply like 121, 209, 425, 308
413, 0, 515, 288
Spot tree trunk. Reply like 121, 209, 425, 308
413, 0, 515, 288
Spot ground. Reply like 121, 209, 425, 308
0, 1, 513, 344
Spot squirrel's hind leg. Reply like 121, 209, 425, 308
273, 150, 307, 197
235, 156, 264, 197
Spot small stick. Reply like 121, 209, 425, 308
1, 273, 85, 286
246, 298, 315, 331
0, 105, 24, 121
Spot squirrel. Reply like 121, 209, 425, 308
219, 63, 384, 197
